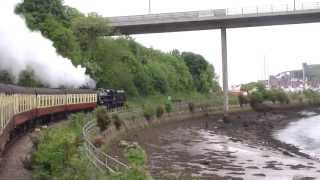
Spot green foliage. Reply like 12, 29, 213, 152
110, 167, 152, 180
95, 107, 111, 131
274, 89, 290, 104
264, 89, 277, 104
17, 69, 43, 87
15, 0, 220, 98
156, 105, 165, 118
125, 145, 147, 167
31, 113, 151, 180
40, 15, 82, 62
241, 82, 266, 92
165, 102, 173, 113
303, 90, 320, 105
16, 0, 82, 62
72, 13, 111, 52
288, 92, 304, 103
143, 106, 155, 120
249, 91, 264, 105
0, 71, 14, 84
112, 114, 124, 130
31, 113, 103, 180
179, 52, 219, 93
242, 82, 291, 106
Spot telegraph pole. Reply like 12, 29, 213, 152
149, 0, 151, 14
294, 0, 296, 10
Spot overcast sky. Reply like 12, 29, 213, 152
64, 0, 320, 86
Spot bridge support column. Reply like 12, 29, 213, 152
221, 28, 229, 115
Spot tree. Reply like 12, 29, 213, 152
16, 0, 221, 99
16, 0, 82, 63
72, 13, 111, 52
16, 0, 70, 29
181, 52, 218, 93
40, 15, 81, 63
17, 69, 42, 87
0, 71, 14, 84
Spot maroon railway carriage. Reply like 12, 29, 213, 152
0, 84, 97, 153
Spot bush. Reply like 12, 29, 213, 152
143, 106, 155, 120
125, 144, 147, 166
265, 90, 277, 104
188, 103, 195, 112
112, 114, 124, 130
304, 90, 320, 105
31, 112, 123, 180
156, 105, 165, 118
275, 90, 290, 104
164, 102, 172, 113
95, 107, 111, 132
249, 91, 264, 105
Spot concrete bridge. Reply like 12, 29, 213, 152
108, 2, 320, 114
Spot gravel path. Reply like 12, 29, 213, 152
0, 135, 33, 180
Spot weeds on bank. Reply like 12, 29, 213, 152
30, 112, 153, 180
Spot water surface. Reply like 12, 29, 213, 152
276, 113, 320, 159
139, 118, 320, 179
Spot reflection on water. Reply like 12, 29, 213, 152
276, 113, 320, 159
146, 119, 320, 179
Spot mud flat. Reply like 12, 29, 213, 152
111, 106, 320, 179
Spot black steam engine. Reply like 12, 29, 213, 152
97, 89, 126, 108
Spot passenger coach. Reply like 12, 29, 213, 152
0, 84, 97, 153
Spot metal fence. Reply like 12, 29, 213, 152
83, 120, 129, 173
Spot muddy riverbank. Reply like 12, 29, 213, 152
109, 106, 320, 179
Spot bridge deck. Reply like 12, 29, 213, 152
109, 2, 320, 34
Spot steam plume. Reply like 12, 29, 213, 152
0, 0, 96, 88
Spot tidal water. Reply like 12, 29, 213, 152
138, 118, 320, 179
275, 112, 320, 159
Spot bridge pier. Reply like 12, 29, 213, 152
221, 28, 229, 115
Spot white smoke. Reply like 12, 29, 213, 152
0, 0, 96, 88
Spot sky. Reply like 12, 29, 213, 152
64, 0, 320, 86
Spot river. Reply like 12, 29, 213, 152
124, 113, 320, 180
276, 112, 320, 160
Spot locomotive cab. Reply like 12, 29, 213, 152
97, 89, 126, 108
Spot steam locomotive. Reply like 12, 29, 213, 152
0, 84, 126, 153
97, 89, 126, 108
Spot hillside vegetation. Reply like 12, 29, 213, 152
0, 0, 221, 99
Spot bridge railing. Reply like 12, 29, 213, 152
110, 1, 320, 25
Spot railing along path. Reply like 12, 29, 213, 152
82, 102, 240, 173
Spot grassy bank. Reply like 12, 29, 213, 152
30, 113, 152, 180
127, 92, 239, 109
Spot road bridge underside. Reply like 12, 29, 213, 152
112, 13, 320, 35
